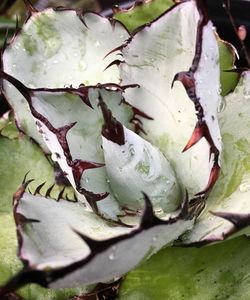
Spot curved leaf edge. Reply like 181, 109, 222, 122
113, 0, 221, 199
0, 4, 131, 148
0, 175, 195, 297
0, 70, 154, 226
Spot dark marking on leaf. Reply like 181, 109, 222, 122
98, 92, 125, 145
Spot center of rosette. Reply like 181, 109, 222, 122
102, 126, 182, 213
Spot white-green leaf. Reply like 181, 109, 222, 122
184, 71, 250, 244
3, 9, 129, 148
9, 185, 193, 289
102, 126, 182, 214
119, 1, 222, 198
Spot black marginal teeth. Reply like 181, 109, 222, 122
45, 184, 55, 198
104, 59, 124, 71
34, 182, 46, 195
57, 186, 66, 201
210, 211, 250, 230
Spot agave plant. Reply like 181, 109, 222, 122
0, 0, 250, 298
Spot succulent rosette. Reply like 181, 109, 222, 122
0, 0, 250, 297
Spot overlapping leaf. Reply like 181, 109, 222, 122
0, 0, 249, 297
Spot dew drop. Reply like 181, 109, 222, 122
84, 177, 89, 183
51, 152, 60, 161
51, 153, 58, 161
218, 85, 222, 94
106, 179, 110, 183
28, 83, 36, 89
204, 54, 209, 61
217, 98, 226, 113
95, 41, 101, 47
239, 182, 250, 193
130, 148, 135, 156
155, 207, 164, 217
243, 89, 250, 100
152, 236, 157, 242
79, 60, 87, 71
129, 145, 135, 156
208, 215, 216, 222
109, 253, 115, 260
53, 59, 59, 64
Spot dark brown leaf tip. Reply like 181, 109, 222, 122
13, 177, 34, 207
172, 71, 195, 90
98, 92, 125, 145
210, 211, 250, 230
195, 0, 209, 26
140, 192, 193, 228
140, 192, 160, 228
182, 123, 205, 152
72, 160, 105, 189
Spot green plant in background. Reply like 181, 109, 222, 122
0, 0, 250, 299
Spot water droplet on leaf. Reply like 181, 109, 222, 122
243, 90, 250, 99
217, 98, 226, 112
109, 253, 115, 260
152, 236, 157, 242
239, 182, 250, 193
95, 41, 101, 47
